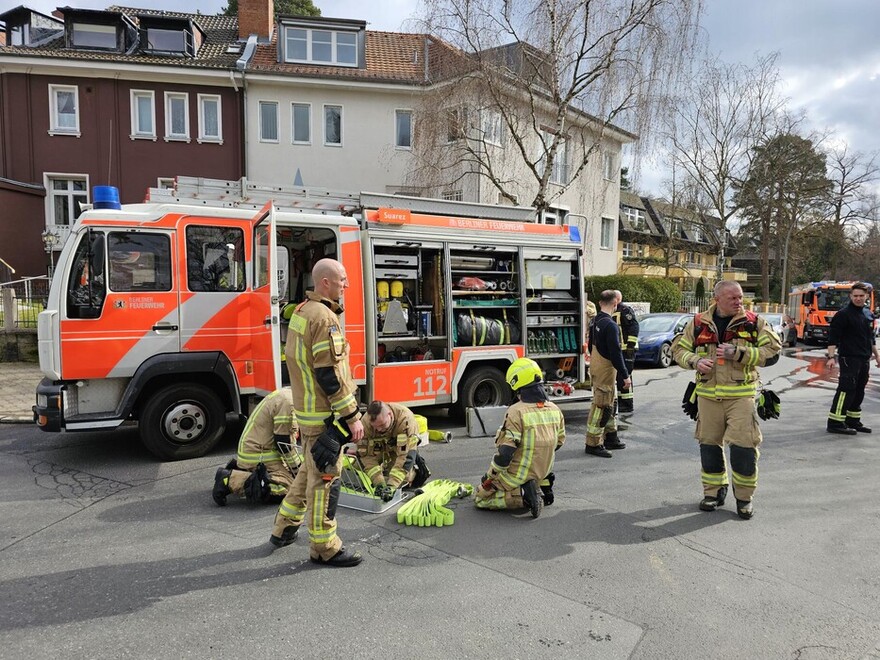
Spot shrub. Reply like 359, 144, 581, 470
584, 275, 681, 313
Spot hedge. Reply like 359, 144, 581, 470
584, 275, 681, 313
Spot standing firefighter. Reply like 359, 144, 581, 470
360, 400, 430, 500
672, 281, 781, 519
585, 290, 631, 457
474, 358, 565, 518
825, 283, 880, 435
212, 387, 299, 506
613, 290, 640, 413
269, 258, 365, 568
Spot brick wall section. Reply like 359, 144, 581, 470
239, 0, 274, 40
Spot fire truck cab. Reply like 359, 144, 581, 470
787, 280, 875, 345
34, 178, 587, 460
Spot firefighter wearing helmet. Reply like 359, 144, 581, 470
473, 358, 566, 518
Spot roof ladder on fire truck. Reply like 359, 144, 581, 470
147, 176, 539, 223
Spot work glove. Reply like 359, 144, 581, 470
378, 484, 396, 502
311, 422, 349, 473
756, 389, 781, 421
243, 463, 272, 504
681, 381, 698, 420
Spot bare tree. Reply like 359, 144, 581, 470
662, 52, 785, 279
410, 0, 703, 213
824, 144, 879, 234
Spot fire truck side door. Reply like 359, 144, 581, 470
60, 229, 179, 380
251, 204, 281, 395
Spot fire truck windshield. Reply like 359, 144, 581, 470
816, 289, 851, 311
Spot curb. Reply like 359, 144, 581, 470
0, 415, 34, 424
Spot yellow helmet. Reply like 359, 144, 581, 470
506, 357, 543, 391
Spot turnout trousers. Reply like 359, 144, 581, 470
586, 350, 617, 446
695, 396, 762, 502
828, 356, 870, 426
271, 429, 344, 561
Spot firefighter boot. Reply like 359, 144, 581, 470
604, 431, 626, 450
212, 467, 232, 506
827, 421, 857, 436
521, 479, 543, 518
736, 499, 754, 520
269, 525, 299, 548
540, 472, 555, 506
699, 485, 728, 512
311, 547, 363, 567
585, 444, 612, 458
846, 420, 872, 433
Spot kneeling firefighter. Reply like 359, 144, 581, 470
213, 387, 300, 506
359, 400, 430, 501
474, 358, 566, 518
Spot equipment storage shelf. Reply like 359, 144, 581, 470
449, 244, 521, 348
522, 248, 583, 376
372, 239, 447, 365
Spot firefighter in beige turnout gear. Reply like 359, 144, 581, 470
474, 358, 565, 518
360, 401, 427, 501
585, 290, 631, 457
212, 387, 299, 505
269, 258, 365, 568
672, 281, 781, 520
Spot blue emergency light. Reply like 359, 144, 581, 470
93, 185, 122, 210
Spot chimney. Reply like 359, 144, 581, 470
238, 0, 274, 40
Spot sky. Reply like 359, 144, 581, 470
16, 0, 880, 196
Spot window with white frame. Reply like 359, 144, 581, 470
541, 130, 568, 185
259, 101, 279, 142
603, 151, 617, 181
481, 108, 503, 145
395, 109, 412, 149
198, 94, 222, 143
49, 84, 79, 134
623, 206, 647, 231
130, 90, 156, 139
283, 26, 358, 66
324, 104, 342, 146
441, 190, 463, 201
164, 92, 189, 140
291, 103, 310, 144
622, 242, 632, 258
48, 176, 88, 228
446, 107, 466, 143
637, 244, 646, 258
600, 217, 614, 250
541, 205, 569, 225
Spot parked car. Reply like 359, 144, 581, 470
635, 313, 694, 368
760, 313, 786, 345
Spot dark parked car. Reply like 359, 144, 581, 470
635, 313, 694, 368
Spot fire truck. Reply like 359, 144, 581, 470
34, 177, 587, 460
787, 280, 875, 344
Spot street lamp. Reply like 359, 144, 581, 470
41, 228, 60, 279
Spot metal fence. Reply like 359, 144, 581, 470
0, 276, 50, 329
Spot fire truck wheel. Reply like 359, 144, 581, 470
452, 366, 511, 419
139, 383, 227, 460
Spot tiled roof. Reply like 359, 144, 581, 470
248, 30, 448, 84
0, 5, 242, 69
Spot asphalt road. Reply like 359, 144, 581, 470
1, 347, 879, 659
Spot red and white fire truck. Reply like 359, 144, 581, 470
34, 177, 587, 459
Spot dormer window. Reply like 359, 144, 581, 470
138, 15, 204, 58
279, 17, 365, 68
72, 22, 116, 49
64, 9, 134, 53
0, 7, 63, 47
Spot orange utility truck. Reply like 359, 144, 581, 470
787, 280, 875, 345
34, 177, 587, 459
